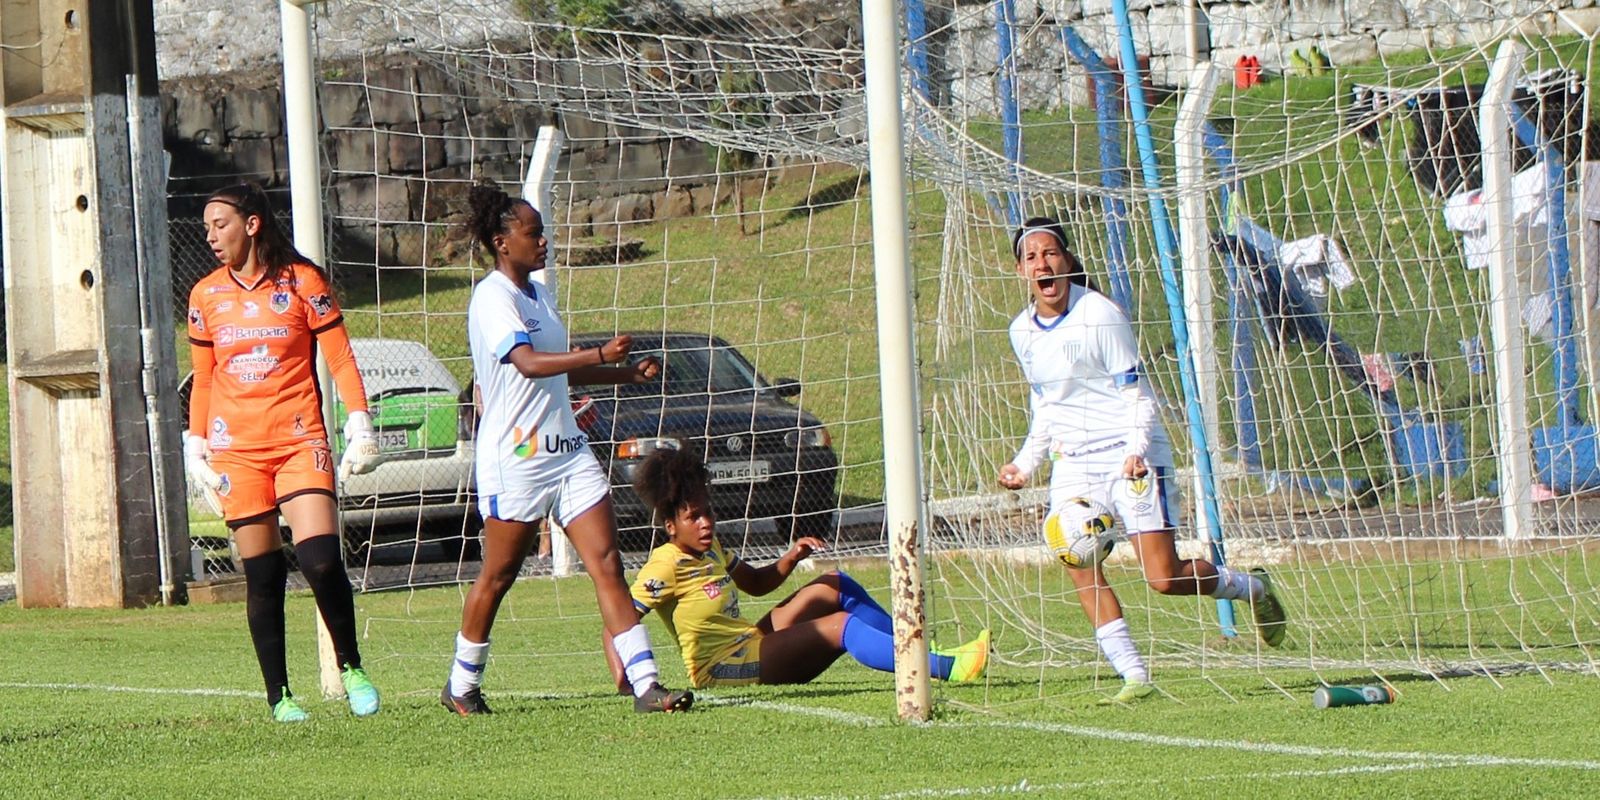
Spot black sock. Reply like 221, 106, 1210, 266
242, 549, 290, 706
294, 535, 362, 670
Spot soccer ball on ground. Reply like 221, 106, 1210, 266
1043, 497, 1118, 569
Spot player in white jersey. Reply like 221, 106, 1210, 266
442, 183, 692, 715
996, 216, 1288, 704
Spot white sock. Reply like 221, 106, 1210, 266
611, 624, 660, 698
450, 633, 490, 697
1211, 566, 1264, 601
1094, 618, 1148, 684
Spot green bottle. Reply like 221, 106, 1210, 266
1312, 685, 1394, 709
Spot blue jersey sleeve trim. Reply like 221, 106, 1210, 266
632, 599, 651, 616
494, 331, 533, 363
1113, 365, 1141, 387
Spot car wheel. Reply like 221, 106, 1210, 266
787, 510, 836, 540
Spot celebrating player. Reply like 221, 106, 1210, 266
183, 182, 383, 722
996, 216, 1288, 704
616, 447, 990, 689
442, 183, 692, 715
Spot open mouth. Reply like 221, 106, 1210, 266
1035, 273, 1063, 298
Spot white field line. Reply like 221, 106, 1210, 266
708, 696, 1600, 773
0, 681, 260, 698
741, 762, 1451, 800
7, 682, 1599, 775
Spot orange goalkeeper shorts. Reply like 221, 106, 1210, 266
209, 439, 335, 525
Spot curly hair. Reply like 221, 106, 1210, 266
205, 182, 322, 285
465, 182, 530, 260
632, 447, 711, 527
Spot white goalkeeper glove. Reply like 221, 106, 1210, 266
339, 410, 384, 482
183, 432, 225, 516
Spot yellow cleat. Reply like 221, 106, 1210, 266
1095, 679, 1155, 706
936, 629, 991, 683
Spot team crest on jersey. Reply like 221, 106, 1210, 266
210, 417, 233, 449
188, 307, 204, 331
308, 293, 334, 317
643, 578, 666, 599
269, 291, 291, 315
215, 473, 231, 496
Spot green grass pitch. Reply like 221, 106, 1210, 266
1, 562, 1597, 799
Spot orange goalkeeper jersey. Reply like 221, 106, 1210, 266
186, 262, 367, 451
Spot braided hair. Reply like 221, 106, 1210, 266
632, 447, 711, 527
205, 182, 321, 285
465, 182, 531, 261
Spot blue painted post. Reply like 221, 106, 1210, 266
905, 0, 931, 104
1510, 100, 1581, 428
1109, 0, 1236, 636
995, 0, 1022, 225
1060, 27, 1135, 312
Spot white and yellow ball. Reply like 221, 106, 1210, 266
1043, 497, 1117, 569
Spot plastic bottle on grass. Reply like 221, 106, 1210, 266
1312, 685, 1395, 709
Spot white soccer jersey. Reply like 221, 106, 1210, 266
468, 270, 589, 495
1008, 282, 1174, 476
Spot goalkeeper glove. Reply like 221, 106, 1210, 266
183, 432, 225, 516
339, 410, 384, 482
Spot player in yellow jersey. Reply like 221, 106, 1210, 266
613, 448, 989, 688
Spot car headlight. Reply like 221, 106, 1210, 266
616, 437, 681, 459
784, 427, 831, 449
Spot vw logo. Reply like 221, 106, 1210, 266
725, 435, 745, 453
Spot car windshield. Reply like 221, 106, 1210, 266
579, 344, 763, 398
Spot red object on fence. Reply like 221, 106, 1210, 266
1235, 56, 1262, 90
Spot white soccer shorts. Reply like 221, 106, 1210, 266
1048, 465, 1181, 536
479, 451, 612, 527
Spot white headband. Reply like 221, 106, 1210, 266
1014, 226, 1067, 260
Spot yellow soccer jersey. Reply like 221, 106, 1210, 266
630, 537, 756, 683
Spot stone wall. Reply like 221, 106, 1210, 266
945, 0, 1600, 114
162, 57, 759, 270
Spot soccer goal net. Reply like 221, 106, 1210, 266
296, 0, 1600, 694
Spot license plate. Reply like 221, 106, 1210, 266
376, 430, 410, 452
709, 460, 771, 484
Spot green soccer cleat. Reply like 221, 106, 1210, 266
341, 665, 380, 717
271, 693, 309, 723
1250, 568, 1289, 648
1095, 679, 1156, 706
936, 629, 991, 683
